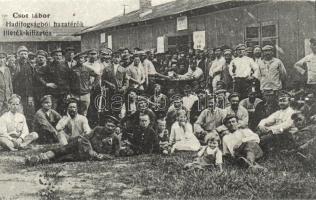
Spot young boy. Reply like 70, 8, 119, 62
130, 113, 159, 155
184, 131, 223, 173
156, 118, 170, 154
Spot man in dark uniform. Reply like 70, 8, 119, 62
13, 46, 36, 129
40, 48, 71, 115
64, 47, 76, 69
25, 115, 121, 165
34, 50, 48, 110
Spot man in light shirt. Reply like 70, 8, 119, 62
0, 94, 38, 151
229, 44, 258, 99
179, 59, 204, 81
209, 46, 226, 89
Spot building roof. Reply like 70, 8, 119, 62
75, 0, 250, 35
0, 26, 84, 42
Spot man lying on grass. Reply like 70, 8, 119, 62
221, 114, 266, 171
25, 115, 121, 165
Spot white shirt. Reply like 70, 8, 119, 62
258, 106, 296, 134
180, 67, 203, 80
295, 53, 316, 84
84, 61, 104, 76
229, 56, 258, 78
0, 111, 29, 139
222, 128, 260, 156
182, 94, 199, 111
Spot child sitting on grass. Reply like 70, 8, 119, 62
184, 131, 223, 173
156, 118, 170, 154
169, 109, 201, 153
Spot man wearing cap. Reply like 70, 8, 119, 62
220, 48, 233, 91
294, 38, 316, 92
209, 47, 226, 90
55, 98, 91, 145
32, 95, 61, 144
69, 52, 99, 116
0, 94, 38, 151
258, 92, 297, 151
0, 52, 13, 115
25, 115, 121, 165
229, 44, 259, 99
257, 45, 287, 92
99, 48, 112, 71
33, 50, 48, 110
224, 92, 249, 128
41, 48, 71, 115
13, 46, 36, 128
253, 46, 262, 64
194, 95, 226, 142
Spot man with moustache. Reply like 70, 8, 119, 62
224, 92, 249, 128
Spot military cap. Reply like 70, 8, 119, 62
291, 112, 305, 121
228, 92, 240, 100
310, 38, 316, 45
235, 44, 246, 50
104, 115, 120, 125
74, 52, 87, 59
65, 47, 75, 52
262, 45, 274, 51
36, 50, 48, 58
278, 91, 291, 100
28, 52, 36, 59
246, 46, 253, 52
88, 49, 98, 54
66, 97, 78, 107
17, 46, 28, 53
51, 48, 63, 54
40, 95, 52, 104
253, 45, 261, 51
262, 87, 274, 95
223, 114, 238, 125
213, 46, 223, 51
99, 48, 112, 55
0, 52, 7, 58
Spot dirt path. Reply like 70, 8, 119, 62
0, 151, 147, 199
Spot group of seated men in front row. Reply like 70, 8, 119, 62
0, 89, 315, 173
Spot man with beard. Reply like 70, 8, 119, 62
258, 92, 297, 152
224, 92, 249, 128
194, 95, 226, 143
0, 52, 13, 115
240, 91, 263, 130
55, 98, 91, 145
69, 52, 99, 116
257, 45, 287, 92
25, 115, 121, 165
13, 46, 36, 128
209, 46, 226, 89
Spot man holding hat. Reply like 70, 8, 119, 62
0, 52, 13, 115
257, 45, 287, 92
229, 44, 259, 99
13, 46, 36, 128
25, 115, 121, 165
294, 38, 316, 91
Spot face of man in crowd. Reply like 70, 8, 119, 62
208, 99, 215, 111
225, 117, 238, 132
237, 49, 245, 57
138, 100, 148, 111
89, 52, 98, 62
65, 51, 75, 61
263, 49, 273, 60
253, 48, 261, 58
53, 52, 63, 62
230, 96, 240, 110
129, 91, 137, 101
68, 102, 78, 118
214, 49, 222, 58
19, 51, 28, 60
29, 58, 36, 67
0, 56, 6, 66
173, 99, 182, 109
293, 114, 306, 130
42, 99, 52, 111
224, 53, 232, 63
310, 43, 316, 54
37, 55, 46, 65
133, 57, 140, 66
9, 98, 20, 114
139, 115, 150, 128
78, 56, 86, 64
249, 92, 256, 102
113, 56, 121, 64
278, 97, 289, 110
122, 49, 130, 57
105, 121, 117, 133
157, 121, 166, 132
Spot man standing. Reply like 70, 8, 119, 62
209, 47, 226, 89
126, 54, 145, 90
69, 52, 99, 116
64, 47, 77, 69
0, 52, 13, 115
34, 50, 48, 110
294, 38, 316, 92
257, 45, 287, 92
221, 49, 233, 91
229, 44, 258, 99
13, 46, 35, 127
56, 98, 91, 145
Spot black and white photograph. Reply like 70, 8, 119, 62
0, 0, 315, 199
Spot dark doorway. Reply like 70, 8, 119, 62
167, 34, 192, 53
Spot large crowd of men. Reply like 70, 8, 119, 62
0, 38, 315, 172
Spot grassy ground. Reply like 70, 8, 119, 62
0, 145, 316, 199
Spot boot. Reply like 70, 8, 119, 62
25, 151, 55, 166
